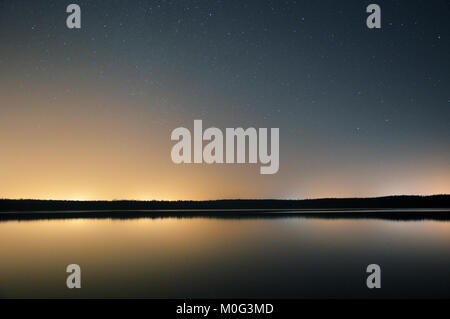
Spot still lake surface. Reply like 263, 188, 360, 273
0, 210, 449, 298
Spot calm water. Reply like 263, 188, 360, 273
0, 212, 449, 298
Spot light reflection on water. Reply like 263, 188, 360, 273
0, 213, 449, 298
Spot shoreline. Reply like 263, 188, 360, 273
1, 208, 449, 221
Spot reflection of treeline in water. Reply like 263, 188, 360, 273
0, 195, 449, 212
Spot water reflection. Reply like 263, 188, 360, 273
0, 215, 449, 298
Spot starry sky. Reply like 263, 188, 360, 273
0, 0, 449, 200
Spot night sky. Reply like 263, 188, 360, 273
0, 0, 449, 200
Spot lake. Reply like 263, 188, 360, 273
0, 211, 449, 298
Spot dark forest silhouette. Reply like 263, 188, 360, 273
1, 195, 449, 211
0, 195, 449, 221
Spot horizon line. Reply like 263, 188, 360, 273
1, 194, 449, 202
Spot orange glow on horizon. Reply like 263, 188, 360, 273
1, 81, 449, 201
